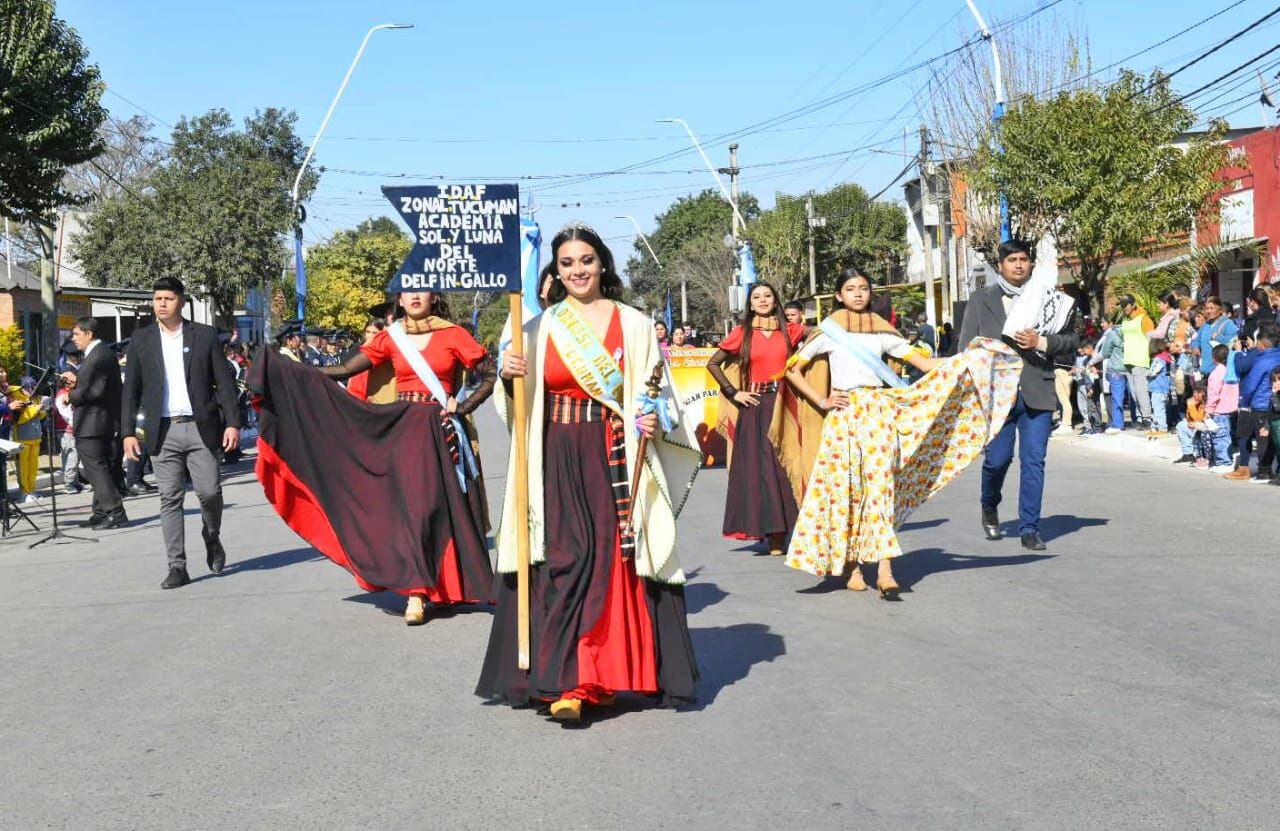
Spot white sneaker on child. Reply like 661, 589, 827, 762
1209, 465, 1235, 474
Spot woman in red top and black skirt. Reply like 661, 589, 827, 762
251, 291, 496, 626
476, 225, 698, 722
707, 283, 805, 555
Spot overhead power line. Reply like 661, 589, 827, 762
1131, 3, 1280, 99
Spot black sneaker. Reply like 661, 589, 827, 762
160, 567, 190, 590
1172, 454, 1195, 464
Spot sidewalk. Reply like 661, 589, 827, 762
1051, 425, 1280, 484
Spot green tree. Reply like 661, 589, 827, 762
747, 183, 907, 301
73, 107, 318, 320
971, 70, 1231, 315
305, 218, 411, 332
0, 0, 106, 361
0, 324, 25, 379
624, 189, 760, 316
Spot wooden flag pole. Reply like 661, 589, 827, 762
508, 292, 533, 670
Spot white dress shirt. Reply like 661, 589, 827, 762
159, 324, 194, 417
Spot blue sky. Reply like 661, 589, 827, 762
58, 0, 1280, 263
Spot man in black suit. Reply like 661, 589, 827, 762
958, 239, 1079, 551
61, 317, 127, 529
122, 277, 241, 589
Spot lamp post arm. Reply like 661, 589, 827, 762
963, 0, 1005, 105
291, 23, 411, 204
660, 118, 748, 232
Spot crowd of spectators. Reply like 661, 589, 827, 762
1056, 285, 1280, 484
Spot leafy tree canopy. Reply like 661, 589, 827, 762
0, 0, 106, 225
305, 218, 411, 332
970, 70, 1232, 314
748, 183, 906, 302
73, 107, 318, 320
624, 189, 760, 318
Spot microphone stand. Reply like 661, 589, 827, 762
25, 363, 95, 548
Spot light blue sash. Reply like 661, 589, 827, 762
385, 322, 480, 492
818, 317, 906, 389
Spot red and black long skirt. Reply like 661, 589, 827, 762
251, 348, 492, 604
722, 382, 798, 540
476, 395, 698, 707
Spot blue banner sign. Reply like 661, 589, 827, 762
382, 183, 522, 293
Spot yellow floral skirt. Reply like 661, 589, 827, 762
785, 339, 1021, 576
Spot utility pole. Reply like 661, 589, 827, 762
937, 164, 952, 323
719, 143, 743, 245
918, 126, 936, 324
719, 144, 744, 306
806, 193, 826, 296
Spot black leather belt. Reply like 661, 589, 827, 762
166, 415, 195, 424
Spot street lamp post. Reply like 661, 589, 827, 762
617, 213, 684, 324
963, 0, 1010, 243
657, 118, 747, 233
290, 22, 413, 322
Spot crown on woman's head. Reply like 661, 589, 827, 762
557, 220, 598, 236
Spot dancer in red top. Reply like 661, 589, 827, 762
251, 291, 496, 626
707, 283, 805, 555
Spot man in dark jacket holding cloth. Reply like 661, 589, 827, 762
122, 277, 241, 589
959, 240, 1080, 551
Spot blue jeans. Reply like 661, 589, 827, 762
981, 393, 1054, 536
1176, 419, 1205, 456
1150, 391, 1169, 432
1209, 414, 1232, 466
1107, 371, 1128, 429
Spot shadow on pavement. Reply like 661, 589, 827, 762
1039, 513, 1108, 541
683, 569, 729, 615
899, 517, 949, 532
894, 547, 1055, 591
342, 592, 494, 619
190, 546, 324, 583
686, 623, 786, 710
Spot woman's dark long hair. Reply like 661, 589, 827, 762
736, 282, 791, 376
537, 264, 556, 309
544, 225, 625, 304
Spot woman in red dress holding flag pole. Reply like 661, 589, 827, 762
250, 291, 496, 626
476, 224, 700, 722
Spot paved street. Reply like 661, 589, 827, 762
3, 408, 1278, 830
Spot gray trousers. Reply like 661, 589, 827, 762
1126, 365, 1152, 421
155, 420, 223, 570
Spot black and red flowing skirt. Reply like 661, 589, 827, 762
723, 383, 797, 540
475, 397, 698, 707
249, 348, 492, 604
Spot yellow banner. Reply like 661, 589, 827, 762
664, 346, 725, 468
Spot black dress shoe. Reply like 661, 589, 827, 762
92, 512, 128, 530
205, 534, 226, 575
1020, 533, 1047, 551
981, 508, 1002, 540
80, 515, 106, 528
161, 567, 190, 589
126, 482, 148, 496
